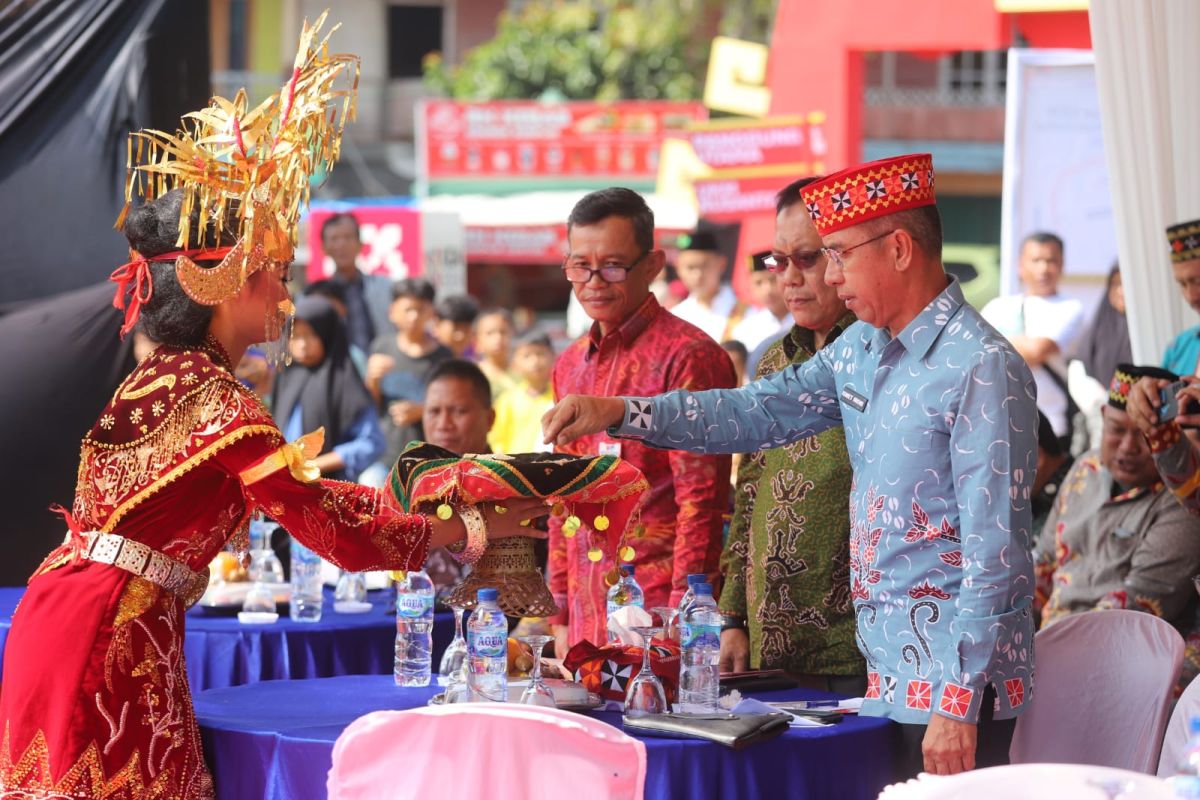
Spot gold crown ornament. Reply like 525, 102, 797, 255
110, 11, 358, 363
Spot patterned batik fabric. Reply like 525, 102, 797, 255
719, 317, 865, 677
1, 342, 433, 798
612, 277, 1039, 726
549, 294, 736, 647
1035, 450, 1200, 632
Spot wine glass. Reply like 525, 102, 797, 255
650, 606, 679, 642
335, 570, 367, 603
439, 605, 469, 680
624, 626, 667, 717
519, 635, 557, 707
443, 662, 470, 704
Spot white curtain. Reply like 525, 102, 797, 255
1089, 0, 1200, 365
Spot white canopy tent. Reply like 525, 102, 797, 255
1090, 0, 1200, 365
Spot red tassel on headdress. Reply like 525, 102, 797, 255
108, 246, 235, 337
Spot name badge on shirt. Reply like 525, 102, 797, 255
841, 386, 869, 413
598, 441, 622, 457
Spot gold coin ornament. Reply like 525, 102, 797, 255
604, 567, 621, 587
587, 547, 604, 562
593, 514, 610, 531
565, 514, 581, 529
632, 523, 646, 537
619, 545, 636, 562
494, 504, 508, 515
387, 570, 406, 582
436, 503, 454, 521
551, 502, 566, 517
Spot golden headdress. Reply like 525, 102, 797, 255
110, 11, 358, 347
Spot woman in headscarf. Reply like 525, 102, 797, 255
0, 18, 545, 798
272, 295, 383, 481
1071, 263, 1132, 384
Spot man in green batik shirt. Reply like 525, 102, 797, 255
718, 177, 866, 695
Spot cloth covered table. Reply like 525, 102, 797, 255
195, 675, 896, 800
0, 586, 453, 692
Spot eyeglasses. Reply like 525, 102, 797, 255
822, 229, 896, 270
562, 251, 649, 284
762, 250, 824, 273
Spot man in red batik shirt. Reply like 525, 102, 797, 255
549, 188, 736, 655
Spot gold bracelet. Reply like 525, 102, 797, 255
450, 503, 488, 564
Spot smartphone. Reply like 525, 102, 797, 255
1159, 379, 1198, 426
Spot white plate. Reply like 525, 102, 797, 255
237, 611, 279, 625
199, 582, 290, 608
333, 600, 373, 614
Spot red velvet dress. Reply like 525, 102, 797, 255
0, 340, 431, 799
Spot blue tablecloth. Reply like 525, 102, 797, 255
196, 675, 896, 800
0, 586, 454, 693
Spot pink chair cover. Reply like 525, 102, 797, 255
877, 763, 1175, 800
1010, 610, 1183, 773
1158, 668, 1200, 775
327, 704, 647, 800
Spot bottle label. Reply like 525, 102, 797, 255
396, 595, 431, 618
680, 623, 720, 649
469, 630, 506, 658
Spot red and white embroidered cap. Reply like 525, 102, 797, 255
799, 153, 936, 236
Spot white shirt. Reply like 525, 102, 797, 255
730, 306, 791, 352
670, 284, 741, 342
981, 293, 1086, 437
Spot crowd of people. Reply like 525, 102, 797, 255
183, 158, 1200, 780
8, 62, 1200, 790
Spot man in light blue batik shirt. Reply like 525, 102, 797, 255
543, 154, 1038, 779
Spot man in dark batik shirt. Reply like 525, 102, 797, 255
719, 177, 864, 694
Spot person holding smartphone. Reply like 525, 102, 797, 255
1127, 371, 1200, 514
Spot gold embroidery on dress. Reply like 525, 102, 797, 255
114, 578, 160, 627
119, 374, 177, 401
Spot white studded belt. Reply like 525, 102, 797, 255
80, 531, 209, 607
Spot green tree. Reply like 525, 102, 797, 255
424, 0, 764, 101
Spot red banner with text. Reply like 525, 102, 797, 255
419, 100, 708, 182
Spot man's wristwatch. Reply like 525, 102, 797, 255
720, 613, 747, 632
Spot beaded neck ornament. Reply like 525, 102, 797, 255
110, 10, 358, 366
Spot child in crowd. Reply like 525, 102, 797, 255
721, 339, 749, 386
304, 279, 369, 375
363, 278, 452, 483
491, 331, 556, 454
474, 308, 516, 399
433, 293, 480, 358
272, 296, 385, 481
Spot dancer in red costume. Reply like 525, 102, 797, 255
0, 16, 543, 798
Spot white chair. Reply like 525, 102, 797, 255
326, 703, 647, 800
877, 763, 1175, 800
1158, 667, 1200, 775
1010, 609, 1183, 773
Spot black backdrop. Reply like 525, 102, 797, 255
0, 0, 210, 582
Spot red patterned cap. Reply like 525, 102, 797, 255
1167, 219, 1200, 264
800, 153, 935, 236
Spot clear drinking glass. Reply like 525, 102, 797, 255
624, 626, 667, 717
520, 635, 557, 707
242, 581, 277, 615
439, 605, 469, 679
651, 606, 680, 642
335, 570, 367, 604
247, 548, 285, 585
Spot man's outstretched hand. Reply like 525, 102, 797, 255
542, 395, 626, 447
